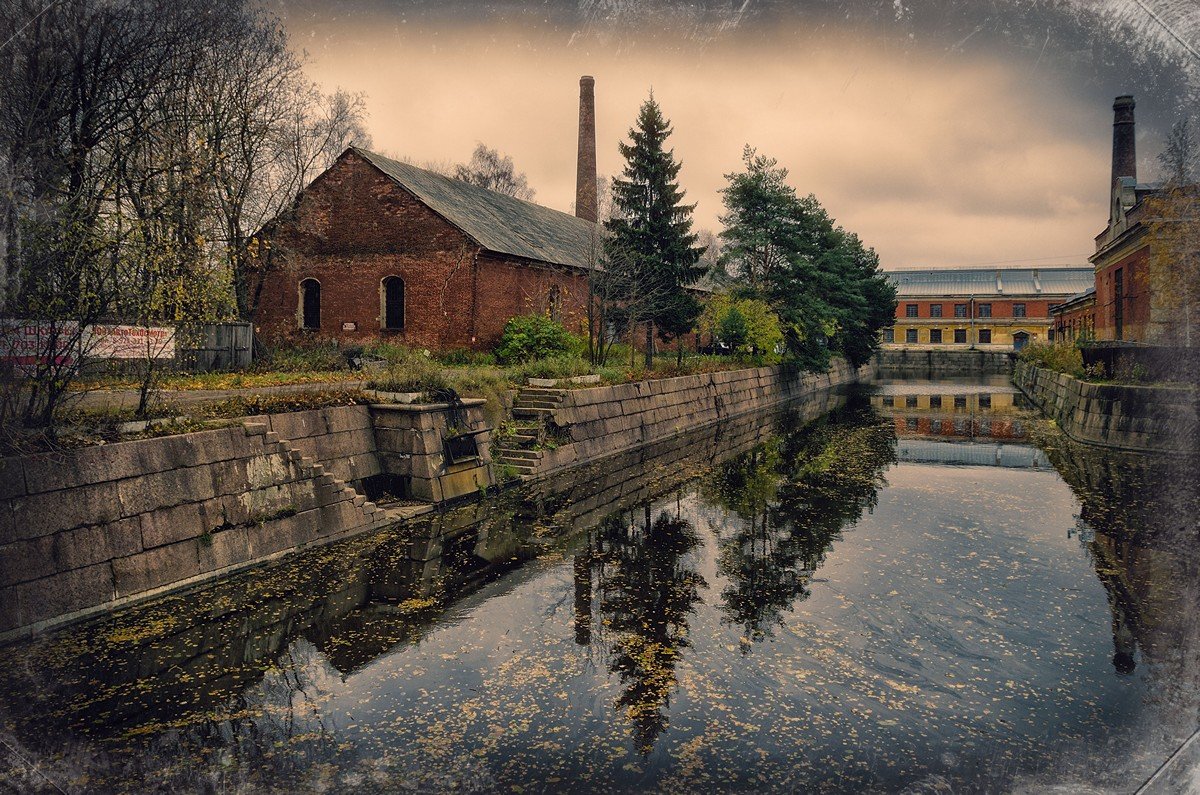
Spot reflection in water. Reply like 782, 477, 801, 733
0, 381, 1197, 792
701, 403, 896, 650
589, 506, 705, 754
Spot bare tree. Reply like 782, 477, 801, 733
453, 144, 536, 200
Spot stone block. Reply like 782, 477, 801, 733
112, 540, 199, 597
14, 562, 114, 628
244, 453, 294, 490
324, 406, 372, 434
0, 456, 26, 500
198, 526, 251, 574
13, 481, 123, 539
0, 503, 15, 546
0, 535, 56, 587
267, 409, 328, 440
140, 501, 219, 549
117, 466, 216, 516
54, 518, 142, 571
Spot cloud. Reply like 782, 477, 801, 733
293, 18, 1138, 267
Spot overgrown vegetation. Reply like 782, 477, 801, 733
1017, 342, 1085, 378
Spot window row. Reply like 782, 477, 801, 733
885, 327, 993, 344
881, 394, 992, 409
904, 302, 1023, 319
298, 277, 406, 331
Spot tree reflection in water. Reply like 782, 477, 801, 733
587, 503, 706, 755
703, 402, 897, 651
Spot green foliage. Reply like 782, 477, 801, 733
602, 94, 706, 363
1018, 342, 1084, 378
718, 146, 897, 369
495, 313, 578, 364
699, 294, 783, 358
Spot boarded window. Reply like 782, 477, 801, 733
300, 279, 320, 330
383, 276, 405, 330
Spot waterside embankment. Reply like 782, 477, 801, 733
1013, 360, 1199, 454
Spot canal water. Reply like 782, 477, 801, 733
1, 377, 1197, 794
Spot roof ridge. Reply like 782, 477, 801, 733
351, 147, 586, 227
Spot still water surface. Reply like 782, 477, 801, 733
1, 378, 1197, 793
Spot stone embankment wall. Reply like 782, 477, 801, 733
0, 407, 404, 642
876, 348, 1013, 378
1014, 361, 1199, 454
518, 360, 870, 480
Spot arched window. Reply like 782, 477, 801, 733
382, 275, 405, 330
299, 278, 320, 330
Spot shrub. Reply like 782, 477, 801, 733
495, 313, 578, 364
1018, 342, 1084, 378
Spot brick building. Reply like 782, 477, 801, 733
882, 267, 1094, 350
254, 76, 605, 352
1050, 287, 1096, 343
252, 147, 600, 350
1088, 95, 1195, 344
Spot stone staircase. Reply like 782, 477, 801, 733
493, 387, 566, 476
241, 420, 413, 527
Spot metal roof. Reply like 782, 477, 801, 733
886, 267, 1094, 298
353, 148, 599, 271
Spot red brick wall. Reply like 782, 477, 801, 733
894, 299, 1055, 320
1094, 245, 1152, 342
253, 151, 595, 352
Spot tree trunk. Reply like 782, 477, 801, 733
644, 322, 654, 369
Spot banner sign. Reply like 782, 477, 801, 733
1, 319, 175, 373
83, 324, 176, 359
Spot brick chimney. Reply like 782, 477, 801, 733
575, 75, 598, 223
1112, 95, 1137, 187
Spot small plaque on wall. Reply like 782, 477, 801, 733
342, 321, 357, 331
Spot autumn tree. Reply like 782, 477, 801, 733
604, 95, 705, 367
718, 145, 896, 369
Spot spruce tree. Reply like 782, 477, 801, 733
604, 94, 705, 367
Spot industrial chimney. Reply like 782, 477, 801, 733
575, 75, 598, 223
1112, 95, 1137, 187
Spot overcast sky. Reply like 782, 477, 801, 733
279, 0, 1200, 269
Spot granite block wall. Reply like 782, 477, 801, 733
1013, 360, 1199, 453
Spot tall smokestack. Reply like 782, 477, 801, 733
1112, 95, 1137, 187
575, 75, 598, 223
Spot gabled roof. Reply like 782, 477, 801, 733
352, 148, 599, 270
885, 266, 1094, 298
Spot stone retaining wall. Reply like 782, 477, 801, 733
876, 348, 1013, 377
528, 359, 870, 479
1013, 360, 1199, 453
0, 406, 400, 641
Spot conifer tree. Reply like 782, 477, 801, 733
604, 94, 705, 367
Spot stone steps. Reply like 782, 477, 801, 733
244, 421, 392, 525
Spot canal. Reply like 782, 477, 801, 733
1, 377, 1197, 793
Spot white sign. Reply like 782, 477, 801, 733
83, 324, 176, 359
